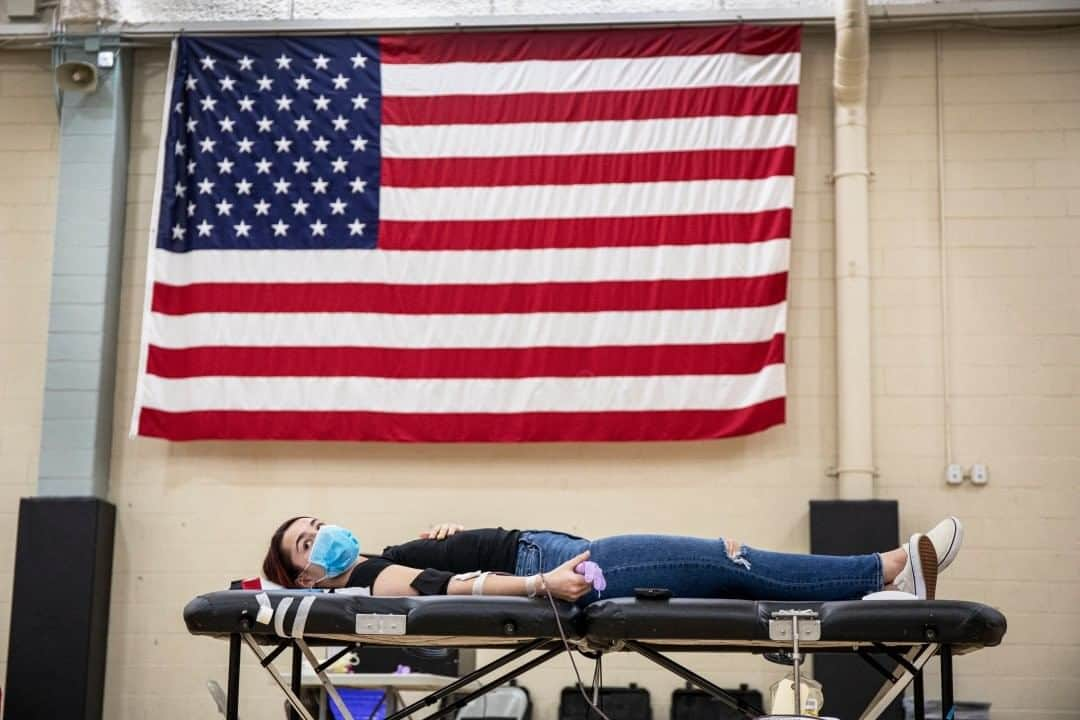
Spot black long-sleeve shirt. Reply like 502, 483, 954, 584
345, 528, 520, 594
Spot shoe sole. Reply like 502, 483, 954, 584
937, 516, 963, 573
919, 535, 938, 600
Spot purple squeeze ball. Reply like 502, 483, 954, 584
574, 561, 607, 592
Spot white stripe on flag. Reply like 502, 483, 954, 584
146, 303, 787, 349
153, 240, 791, 285
381, 52, 801, 96
140, 363, 787, 413
382, 115, 797, 159
380, 177, 793, 221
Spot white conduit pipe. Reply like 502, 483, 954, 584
832, 0, 876, 499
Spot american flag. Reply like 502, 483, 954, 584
132, 26, 799, 442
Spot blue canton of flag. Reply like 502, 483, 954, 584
158, 37, 381, 252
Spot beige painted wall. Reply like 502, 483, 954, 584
0, 50, 58, 688
0, 25, 1077, 720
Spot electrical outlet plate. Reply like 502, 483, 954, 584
971, 464, 989, 485
946, 464, 964, 485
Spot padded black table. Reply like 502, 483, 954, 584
184, 591, 1006, 720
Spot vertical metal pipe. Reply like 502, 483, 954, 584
833, 0, 876, 499
227, 634, 241, 720
791, 615, 803, 712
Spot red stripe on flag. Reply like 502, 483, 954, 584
380, 26, 801, 64
147, 336, 785, 379
151, 275, 788, 316
382, 148, 794, 188
379, 209, 791, 251
382, 85, 798, 126
138, 397, 786, 441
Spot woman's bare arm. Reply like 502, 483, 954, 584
369, 551, 594, 602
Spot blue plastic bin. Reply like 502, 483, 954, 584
329, 688, 387, 720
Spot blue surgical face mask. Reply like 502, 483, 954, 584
302, 525, 360, 584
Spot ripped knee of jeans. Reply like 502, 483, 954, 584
724, 539, 751, 570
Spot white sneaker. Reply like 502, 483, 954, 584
892, 516, 964, 599
925, 516, 964, 573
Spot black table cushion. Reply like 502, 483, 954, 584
184, 591, 583, 646
584, 598, 1006, 651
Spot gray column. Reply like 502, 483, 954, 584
38, 44, 131, 498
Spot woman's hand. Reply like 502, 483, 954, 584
539, 550, 594, 602
420, 522, 464, 540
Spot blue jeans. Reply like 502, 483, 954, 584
514, 531, 883, 606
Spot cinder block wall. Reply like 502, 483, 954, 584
0, 51, 58, 687
867, 31, 1080, 711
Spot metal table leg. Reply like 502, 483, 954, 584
291, 643, 303, 720
227, 634, 241, 720
940, 646, 954, 719
913, 670, 925, 720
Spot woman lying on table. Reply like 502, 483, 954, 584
262, 517, 963, 604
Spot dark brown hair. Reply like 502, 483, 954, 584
262, 516, 306, 588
